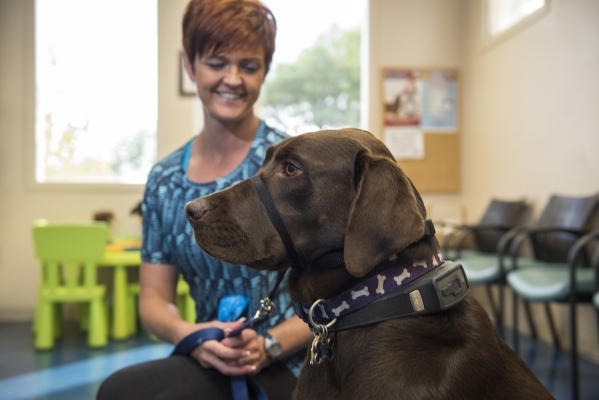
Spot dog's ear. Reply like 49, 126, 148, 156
344, 149, 425, 277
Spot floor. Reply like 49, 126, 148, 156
0, 321, 598, 400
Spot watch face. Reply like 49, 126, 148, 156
265, 336, 282, 357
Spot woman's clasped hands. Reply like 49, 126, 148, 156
187, 318, 270, 376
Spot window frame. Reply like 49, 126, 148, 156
481, 0, 550, 50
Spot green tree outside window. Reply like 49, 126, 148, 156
260, 26, 360, 135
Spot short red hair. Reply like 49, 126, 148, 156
182, 0, 277, 74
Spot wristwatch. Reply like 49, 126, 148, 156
263, 333, 283, 362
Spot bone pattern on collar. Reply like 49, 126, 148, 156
294, 252, 444, 325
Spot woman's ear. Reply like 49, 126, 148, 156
182, 52, 196, 83
344, 149, 425, 277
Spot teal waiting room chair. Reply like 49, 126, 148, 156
505, 194, 598, 400
565, 230, 599, 400
506, 194, 597, 351
32, 220, 110, 349
444, 199, 529, 334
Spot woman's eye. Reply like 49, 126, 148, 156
284, 163, 298, 176
207, 62, 225, 70
241, 63, 260, 73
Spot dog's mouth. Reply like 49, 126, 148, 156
248, 258, 290, 273
190, 224, 283, 270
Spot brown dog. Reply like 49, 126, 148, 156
185, 129, 554, 400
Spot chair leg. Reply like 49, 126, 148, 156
571, 298, 579, 400
596, 310, 599, 355
523, 300, 538, 340
484, 284, 500, 323
176, 294, 186, 318
34, 299, 55, 350
184, 294, 196, 324
513, 291, 519, 355
127, 292, 138, 335
544, 303, 561, 348
498, 282, 505, 338
88, 298, 108, 348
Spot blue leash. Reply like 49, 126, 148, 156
171, 322, 268, 400
171, 271, 287, 400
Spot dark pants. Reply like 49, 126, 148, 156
96, 355, 297, 400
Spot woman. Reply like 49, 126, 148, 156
97, 1, 312, 399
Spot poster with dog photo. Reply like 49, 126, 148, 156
383, 69, 422, 127
383, 68, 457, 132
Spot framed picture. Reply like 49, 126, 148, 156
179, 52, 197, 97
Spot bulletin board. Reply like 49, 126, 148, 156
381, 67, 460, 193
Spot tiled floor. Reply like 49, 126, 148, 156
0, 321, 598, 399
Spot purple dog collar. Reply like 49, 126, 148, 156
294, 252, 444, 325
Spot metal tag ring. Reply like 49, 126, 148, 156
308, 299, 337, 330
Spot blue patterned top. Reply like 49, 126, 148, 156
141, 121, 304, 375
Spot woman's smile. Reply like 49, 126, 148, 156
185, 48, 266, 125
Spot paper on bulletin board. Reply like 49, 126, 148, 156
384, 127, 425, 160
419, 70, 458, 132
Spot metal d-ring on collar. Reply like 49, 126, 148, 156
308, 299, 337, 365
308, 299, 337, 332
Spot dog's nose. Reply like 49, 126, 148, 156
185, 201, 208, 222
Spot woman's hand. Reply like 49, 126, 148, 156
187, 319, 269, 376
222, 331, 270, 376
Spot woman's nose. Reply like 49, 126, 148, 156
223, 66, 242, 86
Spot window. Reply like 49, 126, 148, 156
35, 0, 157, 184
259, 0, 366, 135
484, 0, 546, 40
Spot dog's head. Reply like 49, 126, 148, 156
186, 128, 428, 281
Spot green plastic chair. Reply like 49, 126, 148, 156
176, 278, 197, 324
127, 276, 196, 336
32, 220, 110, 349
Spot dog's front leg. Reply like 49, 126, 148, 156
293, 360, 342, 400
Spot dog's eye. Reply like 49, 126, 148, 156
284, 162, 298, 176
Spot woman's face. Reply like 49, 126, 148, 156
185, 47, 266, 125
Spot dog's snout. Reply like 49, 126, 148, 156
185, 201, 208, 222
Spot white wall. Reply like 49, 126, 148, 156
461, 0, 599, 220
